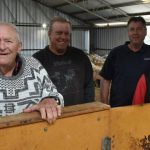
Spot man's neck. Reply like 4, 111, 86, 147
128, 43, 143, 52
49, 45, 66, 55
0, 63, 16, 77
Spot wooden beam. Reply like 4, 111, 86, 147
0, 102, 110, 129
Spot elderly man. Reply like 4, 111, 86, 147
0, 22, 64, 123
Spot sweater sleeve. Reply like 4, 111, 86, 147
40, 67, 64, 106
132, 74, 146, 105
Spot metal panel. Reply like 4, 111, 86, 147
120, 3, 150, 13
91, 27, 128, 54
106, 0, 139, 4
72, 29, 89, 53
0, 0, 88, 56
91, 25, 150, 56
18, 26, 49, 56
1, 102, 150, 149
0, 0, 16, 22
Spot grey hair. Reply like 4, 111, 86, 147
0, 22, 21, 42
48, 16, 72, 32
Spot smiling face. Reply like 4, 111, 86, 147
48, 21, 71, 55
0, 24, 22, 74
128, 21, 147, 47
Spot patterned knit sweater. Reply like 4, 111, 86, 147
0, 56, 64, 116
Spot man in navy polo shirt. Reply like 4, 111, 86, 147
100, 16, 150, 107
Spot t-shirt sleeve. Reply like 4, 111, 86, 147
132, 74, 146, 105
84, 54, 95, 102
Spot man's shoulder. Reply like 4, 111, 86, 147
107, 44, 126, 57
68, 46, 82, 51
112, 44, 126, 52
33, 46, 49, 57
68, 46, 87, 56
22, 55, 41, 66
143, 43, 150, 50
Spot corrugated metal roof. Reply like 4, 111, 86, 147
32, 0, 150, 26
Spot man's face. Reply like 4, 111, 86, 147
0, 25, 22, 68
128, 21, 147, 46
49, 22, 71, 55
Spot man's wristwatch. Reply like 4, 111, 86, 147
50, 96, 61, 105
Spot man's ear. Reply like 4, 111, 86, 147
48, 31, 51, 36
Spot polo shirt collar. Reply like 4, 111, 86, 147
125, 41, 145, 53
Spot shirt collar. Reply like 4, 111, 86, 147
12, 54, 22, 76
125, 41, 145, 53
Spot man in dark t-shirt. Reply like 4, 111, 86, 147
33, 16, 94, 106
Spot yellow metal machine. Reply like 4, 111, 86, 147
0, 102, 149, 150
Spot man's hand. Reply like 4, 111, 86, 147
23, 98, 62, 124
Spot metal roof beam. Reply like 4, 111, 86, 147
97, 0, 129, 17
53, 0, 87, 8
69, 1, 146, 15
64, 0, 109, 22
86, 11, 150, 22
32, 0, 93, 26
